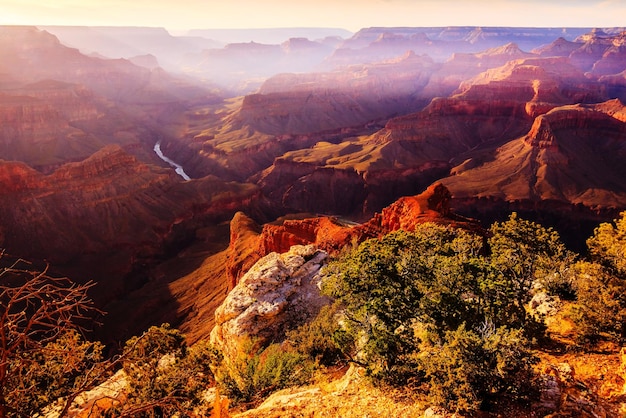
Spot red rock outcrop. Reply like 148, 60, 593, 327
226, 183, 479, 287
258, 216, 360, 256
226, 212, 263, 290
225, 214, 357, 289
127, 184, 469, 345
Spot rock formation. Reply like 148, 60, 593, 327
222, 183, 478, 291
442, 100, 626, 208
236, 51, 436, 136
210, 244, 329, 360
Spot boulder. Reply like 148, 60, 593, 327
210, 244, 329, 359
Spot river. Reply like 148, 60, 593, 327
153, 141, 191, 181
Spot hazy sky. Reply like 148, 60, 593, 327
1, 0, 625, 32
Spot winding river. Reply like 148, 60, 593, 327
153, 141, 191, 181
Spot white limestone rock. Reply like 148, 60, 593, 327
211, 244, 329, 358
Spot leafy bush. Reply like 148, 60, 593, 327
322, 225, 488, 381
321, 217, 571, 412
420, 324, 537, 413
105, 324, 214, 417
212, 338, 314, 406
286, 302, 346, 367
587, 211, 626, 278
566, 212, 626, 343
5, 330, 104, 417
570, 261, 626, 342
487, 213, 573, 329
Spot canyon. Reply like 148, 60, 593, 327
1, 24, 626, 345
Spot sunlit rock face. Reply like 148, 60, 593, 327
225, 183, 478, 286
210, 244, 329, 360
442, 100, 626, 208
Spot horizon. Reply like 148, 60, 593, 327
2, 0, 626, 33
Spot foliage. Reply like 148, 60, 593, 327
212, 338, 314, 406
286, 302, 346, 367
569, 261, 626, 342
563, 212, 626, 343
322, 216, 570, 413
104, 324, 214, 417
0, 255, 216, 417
5, 210, 620, 415
587, 211, 626, 278
487, 213, 573, 328
5, 330, 104, 417
420, 325, 537, 413
322, 225, 486, 381
0, 255, 102, 418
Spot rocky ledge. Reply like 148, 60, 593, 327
211, 244, 329, 360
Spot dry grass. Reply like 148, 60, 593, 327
231, 365, 427, 418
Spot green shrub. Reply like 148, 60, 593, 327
565, 212, 626, 343
213, 338, 314, 406
420, 324, 537, 414
320, 218, 568, 410
570, 261, 626, 342
587, 211, 626, 278
322, 225, 488, 382
286, 302, 346, 367
488, 213, 573, 330
5, 330, 104, 417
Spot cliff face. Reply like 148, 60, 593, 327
442, 100, 626, 210
0, 145, 262, 303
235, 52, 436, 136
455, 57, 606, 116
0, 83, 106, 170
